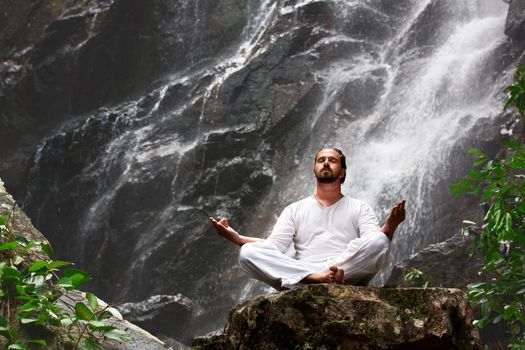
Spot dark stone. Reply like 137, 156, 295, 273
385, 231, 485, 289
505, 0, 525, 53
118, 294, 193, 338
192, 284, 482, 350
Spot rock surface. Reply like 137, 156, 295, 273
505, 0, 525, 53
385, 232, 485, 289
193, 284, 482, 350
0, 0, 518, 342
118, 294, 193, 337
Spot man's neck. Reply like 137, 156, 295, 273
315, 182, 343, 206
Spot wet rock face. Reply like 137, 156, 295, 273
117, 294, 193, 338
505, 0, 525, 53
0, 0, 249, 194
385, 233, 485, 289
0, 0, 518, 344
193, 284, 482, 350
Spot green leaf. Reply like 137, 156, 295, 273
60, 316, 74, 328
46, 260, 71, 270
2, 266, 22, 284
473, 158, 489, 167
0, 241, 19, 251
27, 339, 46, 346
63, 269, 92, 288
20, 318, 38, 324
16, 302, 38, 313
14, 236, 29, 246
510, 159, 525, 169
56, 277, 74, 289
88, 320, 115, 331
40, 242, 53, 258
82, 337, 104, 350
468, 148, 486, 157
86, 292, 99, 311
96, 310, 113, 320
75, 302, 94, 321
8, 344, 28, 350
468, 169, 482, 180
15, 285, 25, 296
104, 329, 133, 342
503, 212, 513, 232
0, 215, 8, 226
28, 260, 48, 272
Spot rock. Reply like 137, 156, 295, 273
192, 284, 482, 350
505, 0, 525, 54
117, 294, 193, 338
384, 231, 486, 289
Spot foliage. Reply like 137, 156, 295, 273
451, 67, 525, 348
0, 209, 132, 349
403, 267, 429, 288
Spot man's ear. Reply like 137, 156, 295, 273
339, 168, 346, 181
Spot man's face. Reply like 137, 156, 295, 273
314, 149, 345, 184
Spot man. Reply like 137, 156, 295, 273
209, 148, 406, 290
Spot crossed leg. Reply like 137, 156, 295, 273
238, 233, 389, 290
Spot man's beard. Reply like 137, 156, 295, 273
315, 168, 340, 183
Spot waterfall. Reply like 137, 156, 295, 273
17, 0, 514, 342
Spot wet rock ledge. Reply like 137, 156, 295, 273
193, 284, 481, 350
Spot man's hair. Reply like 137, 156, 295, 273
314, 147, 347, 183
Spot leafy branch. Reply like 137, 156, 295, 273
451, 66, 525, 348
0, 211, 132, 349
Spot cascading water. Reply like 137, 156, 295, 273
15, 0, 515, 343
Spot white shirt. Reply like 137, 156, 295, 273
266, 195, 381, 263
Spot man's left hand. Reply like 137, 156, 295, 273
381, 200, 406, 240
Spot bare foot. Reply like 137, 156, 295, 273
330, 266, 344, 284
301, 271, 333, 284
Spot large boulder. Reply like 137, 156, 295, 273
192, 284, 482, 349
385, 232, 486, 289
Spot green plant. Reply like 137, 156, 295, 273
0, 209, 132, 349
451, 67, 525, 348
403, 268, 429, 288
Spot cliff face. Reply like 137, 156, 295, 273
193, 284, 482, 350
0, 0, 522, 344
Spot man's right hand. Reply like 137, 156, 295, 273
209, 217, 263, 246
209, 217, 241, 245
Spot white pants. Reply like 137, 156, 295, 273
238, 233, 390, 290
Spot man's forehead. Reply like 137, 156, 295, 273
316, 149, 340, 159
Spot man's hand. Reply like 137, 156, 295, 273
380, 200, 406, 240
209, 217, 264, 246
209, 217, 241, 245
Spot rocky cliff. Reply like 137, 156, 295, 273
0, 0, 523, 344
